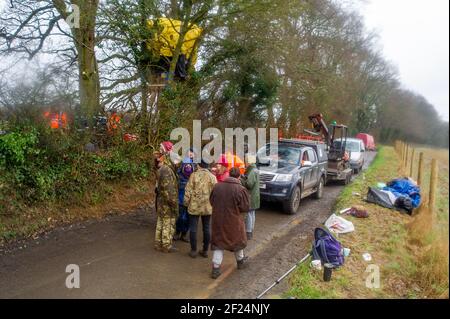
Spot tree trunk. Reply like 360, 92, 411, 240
75, 0, 100, 124
138, 0, 150, 140
168, 1, 192, 84
77, 43, 100, 120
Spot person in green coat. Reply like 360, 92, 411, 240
240, 154, 260, 240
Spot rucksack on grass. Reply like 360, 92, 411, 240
311, 227, 345, 268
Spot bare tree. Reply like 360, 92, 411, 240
0, 0, 100, 123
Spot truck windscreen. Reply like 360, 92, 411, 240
257, 143, 301, 166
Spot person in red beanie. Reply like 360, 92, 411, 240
160, 141, 174, 154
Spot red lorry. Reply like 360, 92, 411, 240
356, 133, 376, 151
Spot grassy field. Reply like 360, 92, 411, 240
285, 146, 449, 299
406, 145, 449, 297
407, 145, 449, 230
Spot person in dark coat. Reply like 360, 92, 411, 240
174, 157, 195, 242
209, 167, 251, 279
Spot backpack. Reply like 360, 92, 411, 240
311, 227, 344, 268
394, 196, 413, 215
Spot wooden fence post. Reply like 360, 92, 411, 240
417, 152, 424, 186
410, 148, 415, 178
405, 144, 409, 172
403, 143, 407, 169
429, 159, 438, 226
401, 142, 405, 167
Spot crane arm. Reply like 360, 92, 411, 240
307, 113, 331, 146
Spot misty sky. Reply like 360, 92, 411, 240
360, 0, 449, 121
1, 0, 449, 121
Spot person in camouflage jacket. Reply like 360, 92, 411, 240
183, 161, 217, 258
154, 151, 179, 253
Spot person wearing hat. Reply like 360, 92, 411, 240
160, 141, 181, 166
183, 160, 217, 258
212, 162, 229, 182
209, 167, 250, 279
174, 155, 196, 242
240, 154, 260, 240
153, 147, 179, 253
160, 141, 173, 154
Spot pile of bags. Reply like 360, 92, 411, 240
366, 177, 421, 215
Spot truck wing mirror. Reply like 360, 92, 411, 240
302, 160, 313, 167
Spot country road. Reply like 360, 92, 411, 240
0, 152, 376, 299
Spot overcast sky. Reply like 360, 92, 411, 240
359, 0, 449, 121
1, 0, 449, 121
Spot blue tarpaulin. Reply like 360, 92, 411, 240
382, 178, 421, 208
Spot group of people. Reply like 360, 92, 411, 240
153, 141, 260, 279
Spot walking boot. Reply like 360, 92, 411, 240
211, 267, 221, 279
246, 232, 253, 240
198, 250, 208, 258
189, 250, 198, 258
237, 256, 249, 269
162, 246, 178, 253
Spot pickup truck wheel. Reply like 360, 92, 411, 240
314, 176, 325, 199
343, 173, 351, 185
283, 186, 301, 215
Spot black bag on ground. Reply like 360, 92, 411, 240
366, 187, 394, 209
394, 196, 413, 215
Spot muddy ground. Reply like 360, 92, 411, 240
211, 152, 377, 299
0, 152, 376, 299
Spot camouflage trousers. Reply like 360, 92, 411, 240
155, 215, 176, 250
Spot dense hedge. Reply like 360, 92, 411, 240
0, 125, 151, 212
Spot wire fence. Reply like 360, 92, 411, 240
394, 140, 440, 224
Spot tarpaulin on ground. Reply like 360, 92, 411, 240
366, 187, 395, 209
382, 178, 421, 208
366, 178, 420, 215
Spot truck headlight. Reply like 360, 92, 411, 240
275, 174, 293, 182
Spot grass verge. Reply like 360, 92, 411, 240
285, 146, 449, 298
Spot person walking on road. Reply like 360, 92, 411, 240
154, 144, 179, 253
240, 154, 260, 240
209, 167, 250, 279
184, 160, 217, 258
